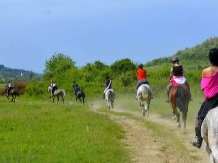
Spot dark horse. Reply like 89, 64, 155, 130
169, 84, 191, 132
75, 88, 85, 105
5, 86, 19, 103
48, 86, 65, 104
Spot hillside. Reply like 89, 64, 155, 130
145, 37, 218, 71
0, 64, 42, 82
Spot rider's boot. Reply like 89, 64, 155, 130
165, 87, 170, 102
165, 93, 169, 103
191, 127, 203, 148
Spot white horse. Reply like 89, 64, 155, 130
105, 89, 115, 110
201, 106, 218, 163
136, 84, 152, 117
48, 86, 65, 104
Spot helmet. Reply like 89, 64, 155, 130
138, 63, 143, 68
209, 48, 218, 66
172, 57, 179, 62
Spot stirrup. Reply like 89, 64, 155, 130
190, 137, 202, 148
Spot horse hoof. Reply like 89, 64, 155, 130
172, 114, 176, 119
177, 123, 181, 128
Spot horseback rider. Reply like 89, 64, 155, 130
165, 57, 191, 102
6, 81, 13, 96
191, 48, 218, 148
103, 76, 112, 99
50, 80, 58, 97
72, 81, 79, 96
135, 63, 152, 99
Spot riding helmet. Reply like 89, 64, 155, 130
138, 63, 143, 68
172, 56, 179, 63
209, 48, 218, 66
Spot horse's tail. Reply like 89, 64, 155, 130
62, 89, 66, 96
16, 91, 19, 96
176, 85, 189, 113
140, 85, 151, 100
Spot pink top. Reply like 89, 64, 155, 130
201, 72, 218, 99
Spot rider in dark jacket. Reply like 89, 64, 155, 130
72, 81, 79, 96
103, 76, 112, 99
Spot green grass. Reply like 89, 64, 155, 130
0, 98, 130, 163
0, 83, 205, 163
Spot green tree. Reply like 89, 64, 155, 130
43, 53, 76, 79
110, 58, 136, 77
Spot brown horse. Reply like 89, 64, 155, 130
169, 84, 191, 131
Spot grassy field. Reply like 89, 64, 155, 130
0, 84, 205, 163
0, 97, 130, 163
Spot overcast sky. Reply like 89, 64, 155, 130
1, 0, 218, 73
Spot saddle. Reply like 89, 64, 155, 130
170, 76, 186, 87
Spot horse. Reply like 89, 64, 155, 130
169, 84, 190, 131
48, 86, 65, 104
201, 106, 218, 163
136, 84, 152, 117
75, 88, 85, 105
5, 86, 19, 103
105, 89, 115, 110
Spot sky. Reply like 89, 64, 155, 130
1, 0, 218, 73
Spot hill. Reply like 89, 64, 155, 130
0, 64, 42, 82
145, 36, 218, 71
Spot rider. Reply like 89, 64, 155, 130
165, 57, 191, 103
135, 63, 152, 99
72, 81, 79, 96
50, 80, 58, 97
6, 81, 13, 96
191, 48, 218, 148
103, 76, 112, 99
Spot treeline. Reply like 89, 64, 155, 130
5, 36, 218, 98
0, 64, 42, 82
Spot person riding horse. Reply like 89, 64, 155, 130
165, 57, 191, 102
191, 48, 218, 148
135, 63, 152, 100
103, 76, 112, 99
50, 81, 58, 98
72, 81, 79, 96
6, 81, 13, 96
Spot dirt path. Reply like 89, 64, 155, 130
90, 103, 209, 163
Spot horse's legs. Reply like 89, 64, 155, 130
171, 103, 181, 127
57, 96, 59, 103
62, 95, 64, 104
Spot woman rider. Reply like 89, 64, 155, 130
191, 48, 218, 148
165, 57, 191, 102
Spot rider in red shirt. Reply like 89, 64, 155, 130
135, 63, 152, 99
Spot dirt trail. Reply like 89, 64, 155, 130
90, 103, 209, 163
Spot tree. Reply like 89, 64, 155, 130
110, 58, 136, 77
43, 53, 76, 79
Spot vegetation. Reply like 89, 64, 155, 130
1, 36, 216, 162
0, 99, 130, 163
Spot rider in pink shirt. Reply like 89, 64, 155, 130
191, 48, 218, 148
